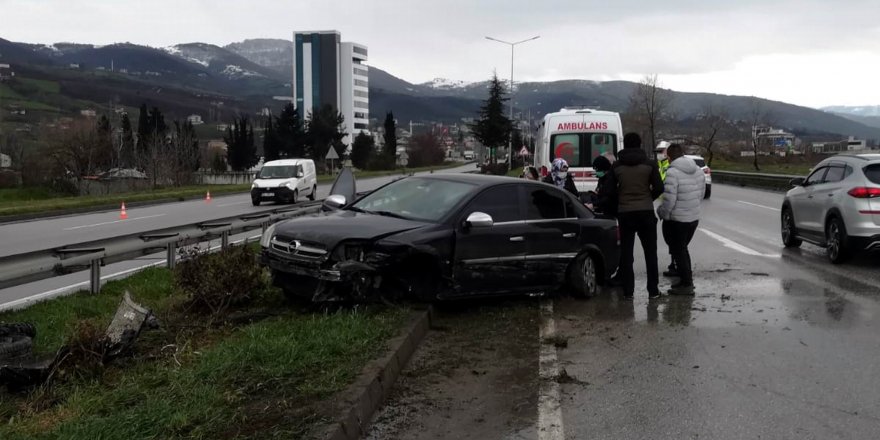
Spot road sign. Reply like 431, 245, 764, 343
518, 146, 530, 156
325, 147, 339, 160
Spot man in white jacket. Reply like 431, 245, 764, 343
656, 144, 706, 295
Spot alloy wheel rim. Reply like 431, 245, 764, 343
829, 223, 840, 259
583, 257, 596, 294
782, 212, 792, 241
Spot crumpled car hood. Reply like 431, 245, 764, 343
273, 210, 430, 249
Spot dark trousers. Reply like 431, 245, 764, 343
618, 211, 659, 296
666, 220, 699, 285
662, 220, 675, 269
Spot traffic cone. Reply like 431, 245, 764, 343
120, 202, 128, 220
205, 191, 212, 203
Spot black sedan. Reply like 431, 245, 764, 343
260, 174, 620, 302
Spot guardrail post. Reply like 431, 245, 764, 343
166, 242, 177, 269
90, 259, 101, 294
221, 231, 230, 249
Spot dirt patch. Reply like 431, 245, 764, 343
366, 299, 540, 440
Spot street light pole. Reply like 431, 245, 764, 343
485, 35, 539, 170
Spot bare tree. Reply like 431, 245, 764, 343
746, 97, 773, 172
686, 102, 730, 167
626, 74, 673, 153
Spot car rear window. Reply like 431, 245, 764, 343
692, 158, 706, 167
550, 133, 617, 168
865, 164, 880, 184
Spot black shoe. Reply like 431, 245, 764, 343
648, 290, 662, 299
668, 283, 695, 296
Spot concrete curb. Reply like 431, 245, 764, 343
321, 306, 433, 440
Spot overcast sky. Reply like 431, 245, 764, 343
2, 0, 879, 108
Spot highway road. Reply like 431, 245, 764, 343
368, 183, 880, 440
0, 163, 478, 258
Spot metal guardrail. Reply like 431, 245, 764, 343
711, 170, 800, 191
0, 201, 324, 295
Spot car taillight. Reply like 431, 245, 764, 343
847, 187, 880, 198
704, 167, 711, 175
540, 166, 548, 177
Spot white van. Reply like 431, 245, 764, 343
534, 108, 624, 194
250, 159, 317, 206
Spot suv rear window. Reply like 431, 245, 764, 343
865, 164, 880, 184
692, 158, 706, 168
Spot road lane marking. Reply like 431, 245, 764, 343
700, 228, 780, 258
63, 214, 167, 230
737, 201, 780, 212
538, 300, 565, 440
0, 234, 262, 312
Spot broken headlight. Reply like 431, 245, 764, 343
332, 241, 369, 262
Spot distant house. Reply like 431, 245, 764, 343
80, 109, 97, 117
812, 136, 868, 154
68, 63, 80, 69
216, 124, 229, 132
0, 63, 12, 81
1, 153, 11, 169
187, 114, 204, 125
260, 107, 271, 117
145, 71, 161, 76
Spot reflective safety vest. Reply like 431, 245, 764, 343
658, 158, 670, 182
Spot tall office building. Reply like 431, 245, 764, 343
293, 31, 369, 149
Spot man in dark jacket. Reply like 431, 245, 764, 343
606, 133, 664, 299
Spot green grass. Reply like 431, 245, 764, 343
710, 156, 814, 176
17, 78, 61, 94
0, 265, 409, 439
0, 184, 252, 218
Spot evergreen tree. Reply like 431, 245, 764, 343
171, 120, 201, 185
95, 115, 114, 171
350, 131, 374, 169
136, 103, 150, 160
276, 103, 305, 158
470, 73, 511, 163
383, 112, 397, 159
305, 104, 346, 162
120, 113, 135, 168
224, 115, 258, 171
262, 115, 281, 161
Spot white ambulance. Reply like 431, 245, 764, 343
534, 107, 623, 194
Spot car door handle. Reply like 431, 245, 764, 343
562, 233, 576, 238
509, 236, 525, 242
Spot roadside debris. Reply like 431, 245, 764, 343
0, 291, 157, 392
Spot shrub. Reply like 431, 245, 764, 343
173, 245, 266, 320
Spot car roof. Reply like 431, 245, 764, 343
408, 173, 523, 188
264, 159, 312, 166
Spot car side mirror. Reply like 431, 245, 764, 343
790, 177, 805, 187
323, 194, 347, 210
464, 212, 494, 229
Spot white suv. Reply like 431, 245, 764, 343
781, 154, 880, 263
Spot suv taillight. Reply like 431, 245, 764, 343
847, 187, 880, 198
704, 167, 711, 175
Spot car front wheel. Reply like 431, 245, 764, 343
826, 216, 851, 264
781, 207, 802, 248
569, 252, 599, 298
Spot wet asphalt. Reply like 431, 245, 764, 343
369, 183, 880, 440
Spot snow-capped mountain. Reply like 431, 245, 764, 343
420, 77, 473, 90
162, 43, 278, 80
822, 105, 880, 117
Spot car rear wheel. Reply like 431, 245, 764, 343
781, 207, 802, 248
308, 185, 317, 201
826, 216, 852, 264
704, 184, 712, 199
569, 252, 599, 298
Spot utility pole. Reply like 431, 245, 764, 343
485, 35, 540, 171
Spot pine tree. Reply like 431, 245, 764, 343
471, 73, 511, 163
262, 115, 281, 161
136, 103, 150, 160
224, 116, 258, 171
383, 112, 397, 160
276, 103, 305, 158
120, 113, 135, 168
351, 131, 374, 169
305, 104, 346, 163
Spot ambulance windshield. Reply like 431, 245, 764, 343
549, 133, 617, 167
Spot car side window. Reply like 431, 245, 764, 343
524, 186, 567, 220
805, 167, 827, 185
823, 166, 846, 184
465, 185, 521, 223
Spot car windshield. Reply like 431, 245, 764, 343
258, 165, 299, 179
350, 177, 477, 222
550, 133, 617, 167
